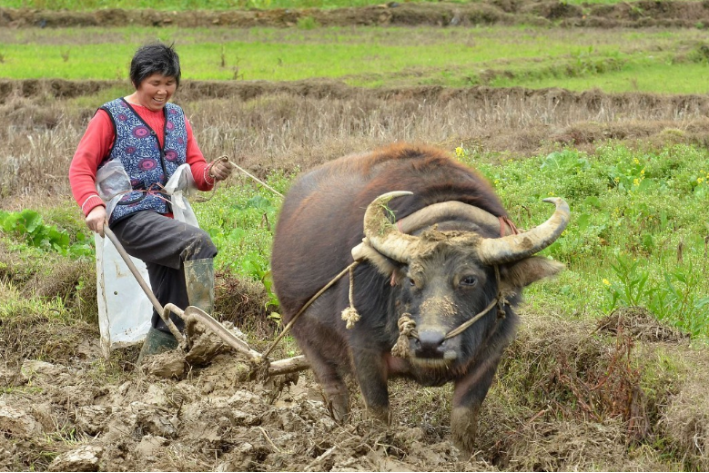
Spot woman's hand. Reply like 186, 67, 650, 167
86, 206, 107, 237
209, 158, 235, 182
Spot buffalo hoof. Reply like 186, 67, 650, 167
366, 405, 391, 425
326, 392, 350, 423
450, 406, 479, 454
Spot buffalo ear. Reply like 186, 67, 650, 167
499, 256, 564, 291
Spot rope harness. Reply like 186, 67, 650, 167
216, 164, 522, 361
263, 255, 511, 361
390, 264, 511, 359
195, 155, 284, 203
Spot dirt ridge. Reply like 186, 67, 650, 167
3, 1, 709, 29
3, 77, 709, 114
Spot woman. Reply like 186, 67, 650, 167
69, 42, 234, 362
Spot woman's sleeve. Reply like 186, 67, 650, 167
185, 118, 215, 191
68, 110, 114, 216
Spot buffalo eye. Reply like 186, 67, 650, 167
459, 275, 478, 287
408, 277, 417, 287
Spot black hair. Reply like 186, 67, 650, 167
129, 42, 181, 89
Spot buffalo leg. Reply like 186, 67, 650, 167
352, 348, 390, 423
298, 341, 350, 421
451, 355, 501, 453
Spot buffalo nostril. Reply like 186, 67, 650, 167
415, 330, 446, 358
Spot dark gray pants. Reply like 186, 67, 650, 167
110, 211, 217, 333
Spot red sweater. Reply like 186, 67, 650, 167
69, 103, 215, 217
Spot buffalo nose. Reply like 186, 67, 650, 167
415, 330, 446, 359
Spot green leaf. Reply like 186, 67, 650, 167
20, 210, 41, 234
244, 195, 273, 211
638, 178, 653, 193
576, 213, 591, 231
583, 196, 602, 208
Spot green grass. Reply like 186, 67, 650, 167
192, 170, 291, 279
4, 143, 708, 339
1, 25, 709, 93
458, 143, 709, 336
492, 60, 709, 95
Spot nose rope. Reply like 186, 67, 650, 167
391, 265, 509, 358
445, 265, 508, 339
391, 314, 418, 359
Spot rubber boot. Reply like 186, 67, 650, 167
137, 259, 214, 365
183, 258, 215, 315
137, 327, 179, 364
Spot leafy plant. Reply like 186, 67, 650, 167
241, 252, 279, 309
647, 265, 709, 336
603, 256, 709, 337
0, 210, 93, 259
607, 155, 651, 194
603, 254, 650, 310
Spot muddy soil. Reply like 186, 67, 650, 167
2, 1, 709, 29
2, 14, 709, 465
2, 302, 709, 471
1, 231, 708, 472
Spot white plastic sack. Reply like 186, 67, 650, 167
96, 162, 199, 358
164, 164, 199, 227
96, 232, 153, 358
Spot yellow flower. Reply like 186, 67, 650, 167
633, 158, 640, 165
455, 147, 464, 157
641, 169, 645, 175
698, 177, 705, 184
633, 178, 640, 186
548, 191, 555, 196
614, 177, 620, 183
602, 279, 610, 286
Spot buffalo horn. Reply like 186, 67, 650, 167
476, 197, 570, 264
361, 191, 417, 263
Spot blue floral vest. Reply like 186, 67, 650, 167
99, 98, 188, 224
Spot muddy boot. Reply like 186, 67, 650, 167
184, 258, 215, 314
138, 259, 214, 366
183, 258, 222, 365
137, 327, 178, 365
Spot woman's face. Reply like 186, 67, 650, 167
134, 73, 177, 111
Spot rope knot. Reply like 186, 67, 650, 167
340, 265, 361, 329
391, 313, 417, 359
341, 307, 361, 329
497, 299, 507, 319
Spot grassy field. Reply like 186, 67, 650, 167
1, 22, 708, 336
183, 140, 709, 338
2, 26, 709, 92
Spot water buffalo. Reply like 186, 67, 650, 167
270, 143, 569, 451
